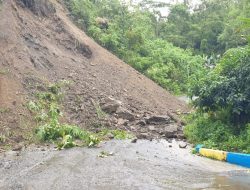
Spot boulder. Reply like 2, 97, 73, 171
116, 108, 135, 121
146, 115, 171, 125
101, 97, 121, 114
163, 125, 178, 138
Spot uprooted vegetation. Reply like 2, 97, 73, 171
27, 80, 132, 149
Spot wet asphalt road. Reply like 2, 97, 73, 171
0, 140, 249, 190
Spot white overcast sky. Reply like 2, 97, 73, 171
124, 0, 201, 17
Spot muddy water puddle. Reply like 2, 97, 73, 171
210, 171, 250, 190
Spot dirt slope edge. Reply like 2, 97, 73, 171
0, 0, 189, 149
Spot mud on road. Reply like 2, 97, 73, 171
0, 140, 249, 190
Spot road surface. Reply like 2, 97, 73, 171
0, 139, 249, 190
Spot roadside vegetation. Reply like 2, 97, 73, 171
65, 0, 250, 153
185, 45, 250, 153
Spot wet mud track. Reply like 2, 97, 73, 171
0, 140, 249, 190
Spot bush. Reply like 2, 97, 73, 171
192, 46, 250, 126
184, 113, 250, 153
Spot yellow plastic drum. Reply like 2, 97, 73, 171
199, 148, 227, 161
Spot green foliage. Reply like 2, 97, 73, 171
28, 80, 100, 149
97, 129, 133, 140
0, 107, 10, 113
159, 0, 249, 55
110, 129, 133, 140
0, 134, 6, 143
186, 27, 250, 153
0, 68, 9, 75
184, 113, 250, 153
192, 46, 250, 126
93, 101, 107, 119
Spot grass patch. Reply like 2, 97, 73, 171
0, 69, 9, 75
97, 129, 133, 140
0, 108, 10, 113
0, 134, 6, 143
93, 101, 107, 119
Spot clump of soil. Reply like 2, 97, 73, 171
0, 0, 189, 150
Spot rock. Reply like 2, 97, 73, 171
107, 133, 114, 139
148, 125, 156, 131
163, 125, 178, 138
131, 138, 137, 143
177, 133, 186, 140
167, 139, 173, 143
179, 142, 187, 149
116, 108, 135, 121
12, 144, 23, 151
3, 161, 12, 169
117, 118, 126, 125
130, 126, 136, 131
169, 145, 172, 148
165, 131, 177, 138
136, 120, 146, 126
146, 115, 171, 125
136, 132, 149, 139
101, 97, 121, 114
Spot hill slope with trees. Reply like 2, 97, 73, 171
65, 0, 250, 152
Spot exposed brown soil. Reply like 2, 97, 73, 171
0, 0, 189, 150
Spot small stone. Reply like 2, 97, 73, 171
148, 125, 156, 131
131, 138, 137, 143
12, 144, 23, 151
107, 133, 114, 139
179, 142, 187, 149
130, 126, 136, 131
137, 133, 149, 139
167, 139, 173, 143
169, 145, 172, 148
3, 162, 11, 169
136, 120, 146, 126
117, 118, 126, 125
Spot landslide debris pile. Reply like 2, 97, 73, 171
0, 0, 188, 148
